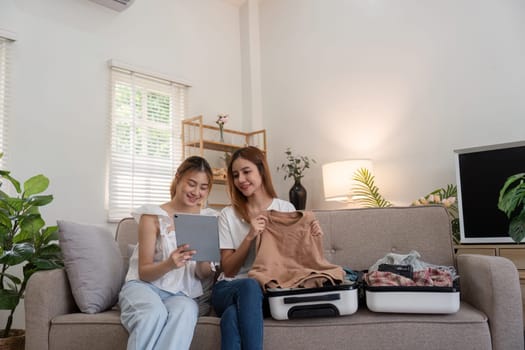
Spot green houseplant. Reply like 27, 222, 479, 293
498, 173, 525, 243
351, 169, 460, 244
277, 148, 316, 182
0, 153, 63, 340
352, 168, 392, 208
412, 184, 460, 244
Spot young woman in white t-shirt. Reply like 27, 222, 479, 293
119, 156, 217, 350
211, 146, 295, 350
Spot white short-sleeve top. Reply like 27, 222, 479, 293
125, 204, 218, 298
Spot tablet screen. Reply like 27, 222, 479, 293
174, 213, 220, 262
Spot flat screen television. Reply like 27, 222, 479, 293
454, 141, 525, 243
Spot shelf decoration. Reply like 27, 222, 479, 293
216, 114, 229, 143
181, 115, 266, 208
212, 167, 227, 182
277, 148, 316, 210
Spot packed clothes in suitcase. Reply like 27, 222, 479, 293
248, 210, 356, 320
267, 282, 358, 320
363, 251, 460, 314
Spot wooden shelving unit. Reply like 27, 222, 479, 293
182, 115, 266, 159
181, 115, 266, 208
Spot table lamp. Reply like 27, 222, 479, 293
322, 159, 373, 202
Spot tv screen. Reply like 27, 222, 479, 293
455, 141, 525, 243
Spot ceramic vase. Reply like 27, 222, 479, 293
289, 179, 307, 210
219, 124, 224, 143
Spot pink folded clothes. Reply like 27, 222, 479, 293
365, 268, 453, 287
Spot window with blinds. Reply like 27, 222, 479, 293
0, 36, 11, 168
107, 64, 188, 221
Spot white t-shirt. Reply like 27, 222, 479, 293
217, 198, 295, 280
125, 204, 218, 298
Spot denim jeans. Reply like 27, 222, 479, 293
119, 280, 199, 350
211, 278, 264, 350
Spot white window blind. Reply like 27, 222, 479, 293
0, 37, 11, 168
107, 65, 188, 221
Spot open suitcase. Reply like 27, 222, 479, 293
365, 279, 460, 314
267, 282, 358, 320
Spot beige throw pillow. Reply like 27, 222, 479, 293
58, 220, 124, 314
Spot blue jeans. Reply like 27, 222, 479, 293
211, 278, 264, 350
119, 280, 198, 350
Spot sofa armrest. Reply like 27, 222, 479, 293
457, 254, 524, 350
25, 269, 78, 350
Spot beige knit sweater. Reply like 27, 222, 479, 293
248, 210, 344, 291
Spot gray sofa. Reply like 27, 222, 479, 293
25, 206, 524, 350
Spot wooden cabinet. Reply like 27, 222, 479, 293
455, 244, 525, 328
181, 115, 266, 208
455, 246, 497, 256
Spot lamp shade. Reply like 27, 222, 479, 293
322, 159, 373, 202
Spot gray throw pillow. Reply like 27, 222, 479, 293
196, 273, 214, 316
58, 220, 124, 314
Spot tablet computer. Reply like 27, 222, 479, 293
174, 213, 220, 262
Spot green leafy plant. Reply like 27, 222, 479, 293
277, 148, 316, 182
352, 168, 392, 208
412, 184, 460, 244
0, 153, 63, 337
352, 168, 461, 243
498, 173, 525, 243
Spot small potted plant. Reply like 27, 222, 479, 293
277, 148, 316, 210
0, 153, 63, 347
498, 173, 525, 243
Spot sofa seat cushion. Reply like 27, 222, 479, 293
50, 310, 127, 350
262, 301, 487, 328
51, 310, 123, 325
193, 302, 491, 350
261, 302, 490, 350
49, 302, 489, 350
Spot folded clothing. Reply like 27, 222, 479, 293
364, 268, 453, 287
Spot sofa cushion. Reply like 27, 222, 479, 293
259, 304, 491, 350
46, 302, 490, 350
58, 220, 124, 314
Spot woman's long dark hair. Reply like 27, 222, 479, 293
170, 156, 213, 199
227, 146, 277, 222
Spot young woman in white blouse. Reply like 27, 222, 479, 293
211, 146, 295, 350
119, 156, 217, 350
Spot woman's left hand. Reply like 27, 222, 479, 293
311, 219, 323, 236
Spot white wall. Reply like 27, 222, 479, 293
258, 0, 525, 209
0, 0, 243, 330
0, 0, 243, 226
